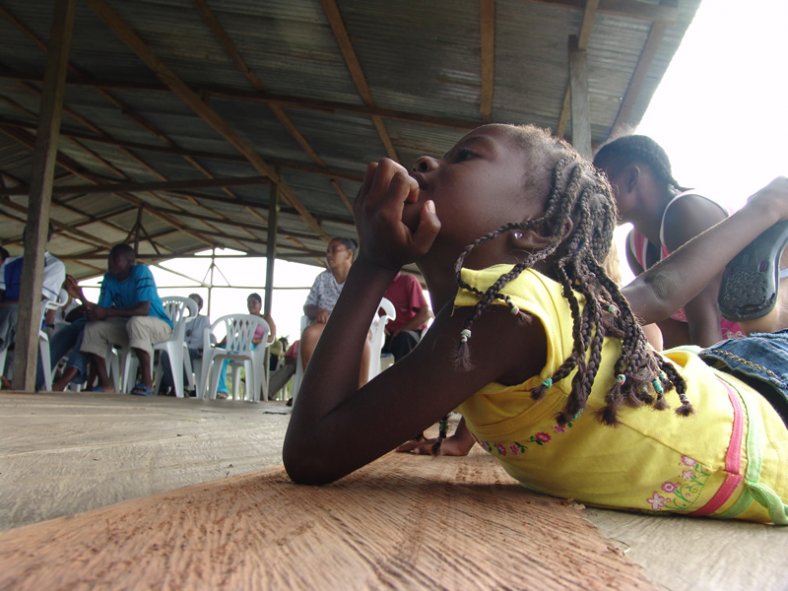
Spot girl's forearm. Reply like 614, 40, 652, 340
284, 259, 398, 474
623, 200, 780, 324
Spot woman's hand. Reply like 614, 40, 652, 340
353, 158, 441, 270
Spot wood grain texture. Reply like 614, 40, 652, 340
0, 449, 654, 590
0, 392, 290, 532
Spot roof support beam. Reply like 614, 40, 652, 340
0, 7, 259, 247
264, 182, 279, 319
0, 68, 480, 131
568, 35, 591, 159
609, 6, 671, 136
479, 0, 496, 122
556, 0, 599, 138
0, 116, 366, 183
195, 0, 352, 216
0, 175, 272, 198
2, 125, 215, 248
85, 0, 328, 241
320, 0, 399, 161
13, 0, 75, 392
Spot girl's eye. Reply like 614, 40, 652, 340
454, 148, 475, 162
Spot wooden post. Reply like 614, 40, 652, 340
264, 181, 279, 319
207, 248, 216, 319
12, 0, 75, 391
568, 35, 591, 160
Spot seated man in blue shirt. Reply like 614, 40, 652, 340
79, 244, 172, 395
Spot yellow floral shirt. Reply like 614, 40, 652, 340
455, 265, 787, 523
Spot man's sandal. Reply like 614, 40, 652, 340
718, 221, 788, 321
130, 383, 155, 396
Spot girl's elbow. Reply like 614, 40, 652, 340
282, 440, 340, 486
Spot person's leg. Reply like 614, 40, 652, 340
0, 304, 19, 353
699, 329, 788, 424
53, 366, 79, 391
81, 319, 128, 391
47, 318, 86, 372
127, 316, 171, 393
300, 322, 325, 370
158, 351, 174, 394
43, 318, 87, 391
216, 358, 229, 397
389, 331, 420, 362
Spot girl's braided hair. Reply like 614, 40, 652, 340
452, 125, 691, 426
592, 134, 688, 192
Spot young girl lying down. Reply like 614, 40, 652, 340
283, 124, 787, 524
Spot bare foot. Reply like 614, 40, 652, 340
396, 437, 428, 453
396, 434, 475, 456
53, 366, 79, 392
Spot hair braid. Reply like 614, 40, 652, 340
453, 124, 692, 426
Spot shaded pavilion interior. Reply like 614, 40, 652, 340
2, 5, 787, 589
0, 0, 699, 387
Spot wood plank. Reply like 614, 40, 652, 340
320, 0, 399, 161
609, 18, 669, 137
479, 0, 495, 121
569, 35, 591, 159
0, 69, 481, 132
264, 182, 279, 318
0, 394, 783, 590
12, 0, 75, 391
0, 445, 655, 590
556, 0, 599, 138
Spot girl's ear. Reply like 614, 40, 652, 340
621, 164, 640, 193
510, 218, 574, 250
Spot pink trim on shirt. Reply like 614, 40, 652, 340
690, 380, 744, 516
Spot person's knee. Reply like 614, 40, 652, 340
390, 332, 419, 361
301, 323, 323, 350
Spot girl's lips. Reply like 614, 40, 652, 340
410, 171, 428, 191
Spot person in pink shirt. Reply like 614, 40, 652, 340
382, 272, 432, 362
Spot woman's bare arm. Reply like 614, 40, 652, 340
623, 177, 788, 324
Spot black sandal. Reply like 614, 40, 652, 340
718, 221, 788, 321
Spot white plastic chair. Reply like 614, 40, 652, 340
291, 297, 396, 402
367, 298, 396, 381
0, 291, 69, 391
152, 296, 198, 398
38, 291, 69, 390
199, 314, 271, 402
117, 297, 197, 396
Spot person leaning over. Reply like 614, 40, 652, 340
79, 244, 172, 395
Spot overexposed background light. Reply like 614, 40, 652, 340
82, 0, 788, 337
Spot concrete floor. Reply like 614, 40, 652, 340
0, 392, 785, 591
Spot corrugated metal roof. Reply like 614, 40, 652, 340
0, 0, 701, 279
